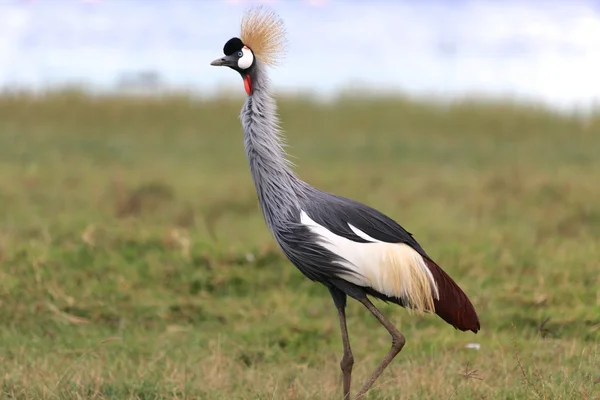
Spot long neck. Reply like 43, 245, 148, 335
240, 62, 303, 231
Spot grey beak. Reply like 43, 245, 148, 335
210, 55, 236, 67
210, 57, 227, 66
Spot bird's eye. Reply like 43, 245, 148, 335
237, 51, 243, 57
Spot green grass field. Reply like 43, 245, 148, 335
0, 90, 599, 399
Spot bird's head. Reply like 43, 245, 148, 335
211, 37, 255, 73
210, 7, 286, 96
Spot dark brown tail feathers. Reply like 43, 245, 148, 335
424, 258, 480, 333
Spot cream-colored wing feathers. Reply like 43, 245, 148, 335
300, 210, 439, 314
240, 6, 287, 66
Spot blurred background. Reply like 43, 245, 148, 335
1, 0, 600, 109
0, 1, 599, 399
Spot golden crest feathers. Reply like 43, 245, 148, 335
240, 6, 287, 66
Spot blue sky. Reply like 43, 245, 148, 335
1, 0, 599, 109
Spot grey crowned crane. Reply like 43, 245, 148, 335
210, 8, 480, 400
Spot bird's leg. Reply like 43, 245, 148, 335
353, 297, 406, 400
337, 307, 354, 400
329, 287, 354, 400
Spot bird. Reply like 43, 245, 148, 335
210, 7, 480, 400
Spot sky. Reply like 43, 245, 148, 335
1, 0, 599, 110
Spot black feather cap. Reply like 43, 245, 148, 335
223, 37, 244, 56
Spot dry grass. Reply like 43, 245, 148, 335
0, 90, 599, 399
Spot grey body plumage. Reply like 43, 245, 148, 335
242, 61, 443, 297
240, 62, 352, 283
241, 61, 417, 291
211, 12, 479, 399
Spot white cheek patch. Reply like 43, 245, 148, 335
237, 47, 254, 70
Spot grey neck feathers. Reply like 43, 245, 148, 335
240, 61, 305, 231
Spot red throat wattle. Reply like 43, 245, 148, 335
243, 74, 252, 96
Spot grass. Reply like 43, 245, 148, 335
0, 89, 599, 399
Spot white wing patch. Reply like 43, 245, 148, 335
300, 210, 439, 313
348, 223, 382, 242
